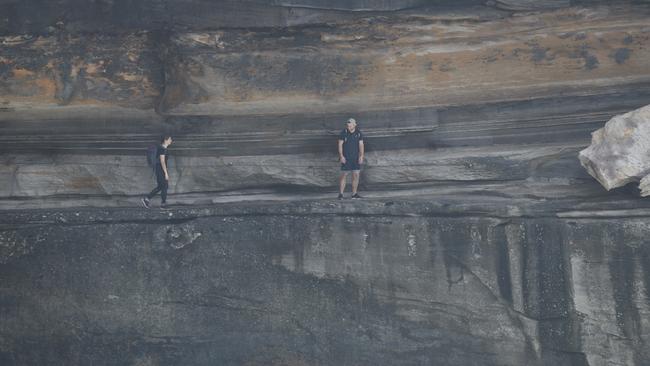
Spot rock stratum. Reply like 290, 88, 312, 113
1, 1, 650, 365
1, 0, 580, 34
2, 2, 650, 198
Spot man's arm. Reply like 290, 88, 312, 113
338, 139, 346, 163
358, 140, 364, 164
160, 154, 169, 180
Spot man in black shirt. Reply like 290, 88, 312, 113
142, 135, 173, 209
338, 118, 364, 199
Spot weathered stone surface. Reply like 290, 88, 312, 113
4, 85, 650, 199
4, 4, 649, 120
579, 105, 650, 192
3, 0, 598, 35
2, 3, 649, 199
0, 32, 163, 114
265, 0, 435, 10
492, 0, 569, 10
0, 0, 479, 34
161, 5, 650, 116
0, 144, 591, 198
1, 199, 649, 365
2, 2, 650, 366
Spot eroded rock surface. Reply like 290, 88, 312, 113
161, 6, 650, 116
0, 32, 162, 111
0, 0, 609, 34
2, 2, 650, 366
1, 3, 650, 198
492, 0, 569, 10
1, 199, 649, 365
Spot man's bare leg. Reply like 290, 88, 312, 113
352, 171, 360, 194
339, 172, 348, 194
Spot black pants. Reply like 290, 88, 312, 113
147, 167, 168, 203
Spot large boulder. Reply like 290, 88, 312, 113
579, 105, 650, 192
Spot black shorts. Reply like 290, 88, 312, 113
341, 157, 361, 171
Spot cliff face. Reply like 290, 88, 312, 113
1, 1, 650, 366
2, 199, 650, 365
2, 3, 650, 199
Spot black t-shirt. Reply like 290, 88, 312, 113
339, 128, 363, 158
155, 145, 168, 168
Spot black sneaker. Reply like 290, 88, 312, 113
160, 203, 170, 210
141, 197, 151, 209
351, 193, 362, 199
338, 193, 344, 200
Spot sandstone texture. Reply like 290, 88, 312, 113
0, 32, 162, 111
1, 3, 649, 197
2, 198, 650, 365
161, 6, 650, 116
580, 105, 650, 192
1, 1, 650, 366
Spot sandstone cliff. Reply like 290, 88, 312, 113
2, 3, 649, 199
1, 1, 650, 365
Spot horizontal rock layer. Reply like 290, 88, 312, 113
3, 4, 649, 117
0, 0, 610, 34
163, 5, 650, 116
1, 4, 649, 199
2, 3, 650, 366
493, 0, 569, 11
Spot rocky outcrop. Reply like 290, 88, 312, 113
2, 4, 650, 198
2, 2, 650, 366
579, 105, 650, 192
1, 198, 650, 365
4, 4, 649, 121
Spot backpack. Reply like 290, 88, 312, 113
146, 145, 158, 169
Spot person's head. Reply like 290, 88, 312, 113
161, 135, 173, 147
346, 118, 357, 132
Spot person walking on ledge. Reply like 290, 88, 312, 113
338, 118, 364, 199
142, 135, 173, 209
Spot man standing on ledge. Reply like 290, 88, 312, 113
142, 135, 173, 209
338, 118, 364, 199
